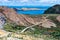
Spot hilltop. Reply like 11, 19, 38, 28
44, 4, 60, 14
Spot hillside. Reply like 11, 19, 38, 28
0, 6, 60, 40
0, 6, 57, 28
44, 4, 60, 14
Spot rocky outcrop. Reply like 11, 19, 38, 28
0, 6, 56, 28
0, 29, 10, 37
0, 29, 45, 40
44, 4, 60, 14
0, 12, 6, 29
56, 15, 60, 22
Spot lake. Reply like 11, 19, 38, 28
8, 6, 51, 15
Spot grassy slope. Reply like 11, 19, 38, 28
3, 14, 60, 40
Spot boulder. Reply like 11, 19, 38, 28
0, 12, 6, 29
56, 16, 60, 22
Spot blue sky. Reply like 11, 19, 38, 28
0, 0, 60, 6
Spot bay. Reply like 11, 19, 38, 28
8, 6, 50, 15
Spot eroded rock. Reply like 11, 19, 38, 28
56, 15, 60, 22
0, 13, 6, 29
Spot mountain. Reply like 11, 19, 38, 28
0, 6, 56, 28
44, 4, 60, 14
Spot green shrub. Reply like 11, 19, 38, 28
3, 23, 26, 32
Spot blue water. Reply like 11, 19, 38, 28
17, 10, 44, 14
8, 6, 51, 15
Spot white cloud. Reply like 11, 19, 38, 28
0, 0, 60, 6
34, 0, 57, 3
0, 0, 8, 2
20, 0, 29, 2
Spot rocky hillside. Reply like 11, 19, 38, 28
0, 6, 57, 28
44, 4, 60, 14
0, 6, 60, 40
